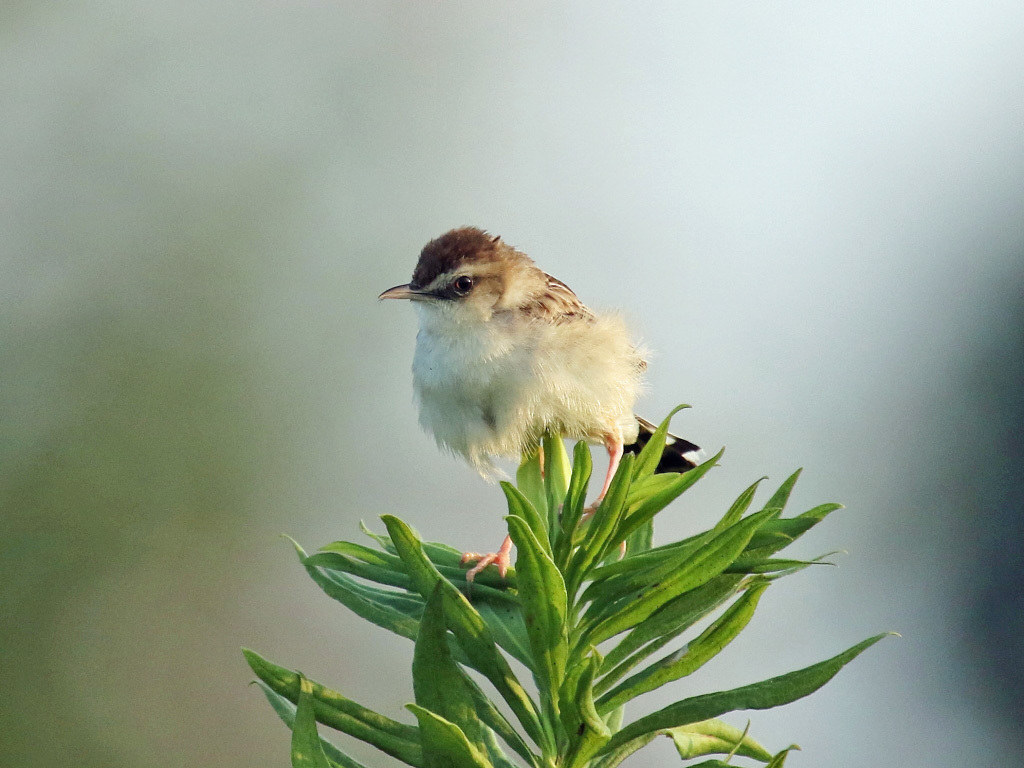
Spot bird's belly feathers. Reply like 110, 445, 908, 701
411, 319, 642, 477
412, 326, 524, 475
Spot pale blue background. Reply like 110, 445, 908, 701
3, 3, 1022, 767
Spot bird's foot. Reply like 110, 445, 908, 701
461, 535, 513, 582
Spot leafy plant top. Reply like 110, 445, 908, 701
244, 407, 889, 768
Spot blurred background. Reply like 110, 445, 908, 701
2, 2, 1022, 766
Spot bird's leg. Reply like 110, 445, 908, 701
598, 436, 624, 500
580, 436, 629, 558
582, 436, 624, 520
461, 534, 513, 582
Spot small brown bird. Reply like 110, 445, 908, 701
380, 227, 700, 579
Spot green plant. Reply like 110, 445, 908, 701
244, 407, 889, 767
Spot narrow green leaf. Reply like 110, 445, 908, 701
557, 653, 590, 743
632, 404, 691, 478
442, 592, 549, 755
797, 502, 843, 521
305, 551, 415, 591
745, 503, 843, 554
299, 541, 423, 641
727, 556, 837, 575
411, 587, 538, 767
597, 584, 769, 712
380, 517, 515, 602
584, 534, 687, 581
500, 482, 551, 558
589, 734, 657, 768
474, 599, 535, 671
480, 729, 521, 768
420, 540, 473, 569
312, 564, 426, 616
360, 522, 509, 584
562, 655, 612, 768
432, 567, 519, 597
309, 547, 517, 600
255, 682, 370, 768
603, 705, 624, 735
243, 649, 423, 766
614, 448, 723, 544
581, 529, 719, 611
383, 516, 448, 601
597, 575, 744, 680
565, 453, 635, 597
413, 585, 490, 756
762, 469, 802, 514
483, 733, 524, 768
582, 515, 773, 635
555, 441, 593, 571
625, 472, 681, 509
516, 444, 547, 518
292, 674, 336, 768
443, 589, 551, 755
305, 568, 423, 638
320, 541, 405, 568
582, 510, 775, 647
542, 433, 572, 539
623, 516, 654, 558
712, 478, 767, 534
593, 581, 745, 696
358, 519, 394, 550
302, 575, 469, 668
766, 744, 801, 766
582, 548, 691, 602
382, 516, 547, 753
665, 718, 773, 761
244, 654, 419, 742
506, 515, 569, 724
586, 524, 722, 584
601, 633, 892, 752
463, 678, 541, 768
406, 704, 494, 768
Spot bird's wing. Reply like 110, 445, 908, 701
521, 273, 594, 324
526, 273, 649, 371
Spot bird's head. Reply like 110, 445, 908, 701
379, 227, 544, 325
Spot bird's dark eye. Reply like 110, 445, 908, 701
452, 275, 474, 295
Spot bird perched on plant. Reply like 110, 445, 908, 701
379, 227, 700, 579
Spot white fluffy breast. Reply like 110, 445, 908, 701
411, 302, 643, 479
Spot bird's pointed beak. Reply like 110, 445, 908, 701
378, 283, 427, 301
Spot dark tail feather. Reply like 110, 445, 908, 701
624, 415, 703, 473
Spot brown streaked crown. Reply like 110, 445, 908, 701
412, 227, 506, 289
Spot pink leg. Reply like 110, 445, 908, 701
598, 436, 624, 500
461, 534, 513, 582
582, 436, 624, 521
601, 437, 629, 559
